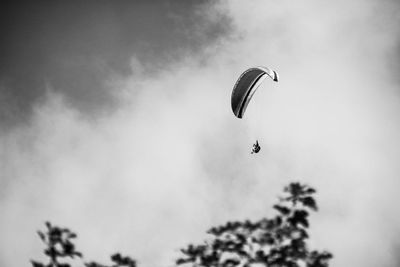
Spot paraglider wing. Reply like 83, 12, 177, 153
231, 66, 278, 118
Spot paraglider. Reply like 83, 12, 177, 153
251, 140, 261, 154
231, 66, 279, 154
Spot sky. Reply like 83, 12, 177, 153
1, 0, 400, 267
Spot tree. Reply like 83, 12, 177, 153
176, 182, 333, 267
31, 221, 82, 267
31, 182, 332, 267
31, 222, 135, 267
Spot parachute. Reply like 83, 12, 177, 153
231, 66, 279, 118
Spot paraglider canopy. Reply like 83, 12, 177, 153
231, 66, 278, 119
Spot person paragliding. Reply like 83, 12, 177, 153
251, 140, 261, 154
231, 66, 279, 155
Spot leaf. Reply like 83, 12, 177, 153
30, 260, 45, 267
85, 262, 107, 267
176, 258, 191, 265
111, 253, 122, 263
68, 232, 77, 239
285, 183, 303, 196
307, 250, 333, 267
305, 187, 316, 195
288, 210, 309, 228
45, 221, 52, 230
63, 241, 75, 255
273, 205, 291, 215
301, 196, 318, 211
111, 253, 136, 267
37, 231, 46, 242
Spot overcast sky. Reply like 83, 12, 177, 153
1, 1, 400, 267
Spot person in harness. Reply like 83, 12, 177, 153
251, 140, 261, 154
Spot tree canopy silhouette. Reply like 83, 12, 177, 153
31, 182, 332, 267
176, 182, 332, 267
31, 222, 135, 267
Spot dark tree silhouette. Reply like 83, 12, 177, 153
31, 221, 82, 267
31, 222, 135, 267
176, 182, 333, 267
31, 182, 332, 267
85, 253, 136, 267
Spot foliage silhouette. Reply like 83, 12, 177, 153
85, 253, 136, 267
31, 221, 82, 267
176, 182, 333, 267
31, 182, 332, 267
31, 222, 136, 267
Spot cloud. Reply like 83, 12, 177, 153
1, 1, 400, 267
0, 0, 232, 128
